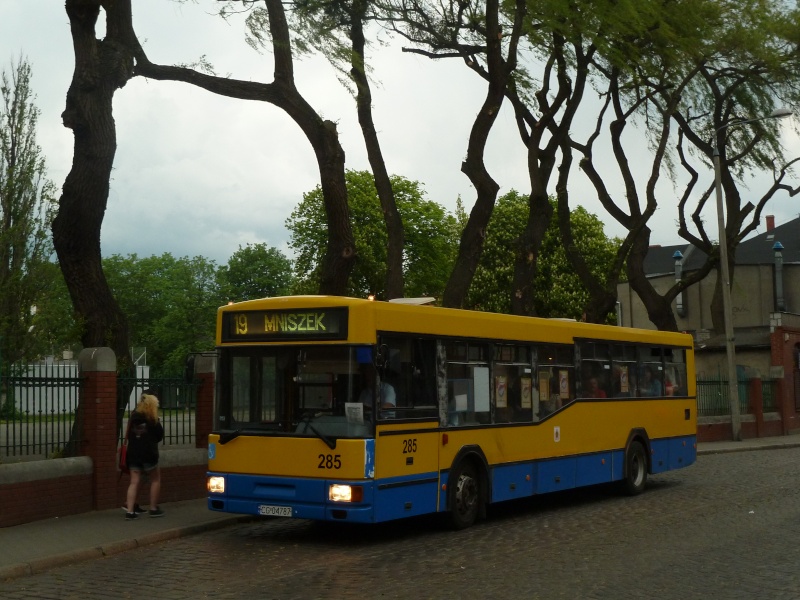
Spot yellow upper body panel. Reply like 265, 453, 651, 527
217, 296, 694, 350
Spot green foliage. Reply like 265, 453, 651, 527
286, 170, 459, 299
20, 242, 296, 373
26, 261, 82, 358
102, 253, 222, 374
217, 243, 294, 302
0, 57, 57, 364
467, 192, 620, 319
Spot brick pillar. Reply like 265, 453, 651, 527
78, 347, 118, 510
771, 326, 795, 435
749, 377, 763, 438
195, 353, 215, 449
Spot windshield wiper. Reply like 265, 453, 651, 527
218, 424, 277, 445
297, 413, 337, 450
219, 428, 243, 445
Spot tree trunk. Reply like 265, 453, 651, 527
442, 0, 508, 308
510, 189, 551, 316
555, 143, 618, 323
350, 6, 405, 299
131, 0, 356, 295
509, 32, 583, 316
55, 0, 137, 455
55, 0, 132, 363
626, 226, 679, 332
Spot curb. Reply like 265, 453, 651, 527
0, 515, 250, 583
697, 441, 800, 456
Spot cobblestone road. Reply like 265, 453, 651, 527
5, 448, 800, 599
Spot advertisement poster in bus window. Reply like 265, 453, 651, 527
538, 371, 550, 398
495, 376, 508, 408
619, 366, 629, 394
559, 370, 570, 399
520, 377, 532, 408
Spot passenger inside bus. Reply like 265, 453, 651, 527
357, 361, 396, 415
583, 376, 607, 399
639, 366, 663, 397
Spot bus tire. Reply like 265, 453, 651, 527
448, 461, 481, 529
621, 440, 648, 495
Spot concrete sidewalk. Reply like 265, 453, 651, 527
0, 498, 252, 581
3, 435, 800, 582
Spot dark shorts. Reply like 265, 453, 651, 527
128, 461, 158, 473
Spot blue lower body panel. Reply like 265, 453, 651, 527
488, 434, 696, 501
208, 472, 377, 523
208, 435, 697, 523
208, 471, 441, 524
650, 435, 697, 473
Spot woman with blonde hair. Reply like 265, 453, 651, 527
124, 392, 165, 520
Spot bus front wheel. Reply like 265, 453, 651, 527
449, 461, 481, 529
621, 440, 648, 495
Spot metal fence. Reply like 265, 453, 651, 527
697, 377, 779, 417
117, 376, 200, 446
1, 361, 199, 462
0, 361, 85, 461
1, 362, 784, 458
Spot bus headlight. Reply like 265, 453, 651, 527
329, 484, 363, 502
208, 476, 225, 494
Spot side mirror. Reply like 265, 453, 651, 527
374, 344, 389, 369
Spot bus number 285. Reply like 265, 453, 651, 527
402, 438, 417, 454
318, 454, 342, 469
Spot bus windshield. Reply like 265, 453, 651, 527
219, 345, 377, 439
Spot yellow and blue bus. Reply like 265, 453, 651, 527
207, 296, 696, 528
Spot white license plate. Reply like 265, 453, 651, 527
258, 505, 293, 517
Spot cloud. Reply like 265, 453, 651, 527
2, 1, 797, 268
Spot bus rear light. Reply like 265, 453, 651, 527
329, 484, 363, 502
208, 476, 225, 494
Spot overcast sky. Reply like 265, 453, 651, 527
2, 1, 799, 266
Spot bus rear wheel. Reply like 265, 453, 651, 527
621, 440, 648, 495
449, 461, 480, 529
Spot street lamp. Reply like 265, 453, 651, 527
712, 107, 792, 441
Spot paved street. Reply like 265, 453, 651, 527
4, 448, 800, 599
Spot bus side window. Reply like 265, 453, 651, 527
377, 336, 439, 419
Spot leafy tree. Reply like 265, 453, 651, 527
103, 254, 221, 374
27, 261, 82, 359
218, 243, 294, 302
572, 0, 800, 330
0, 57, 57, 365
468, 192, 621, 320
287, 170, 458, 299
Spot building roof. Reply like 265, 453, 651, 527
736, 217, 800, 265
642, 215, 800, 276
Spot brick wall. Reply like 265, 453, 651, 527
0, 348, 214, 527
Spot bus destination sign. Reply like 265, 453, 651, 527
221, 307, 349, 342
